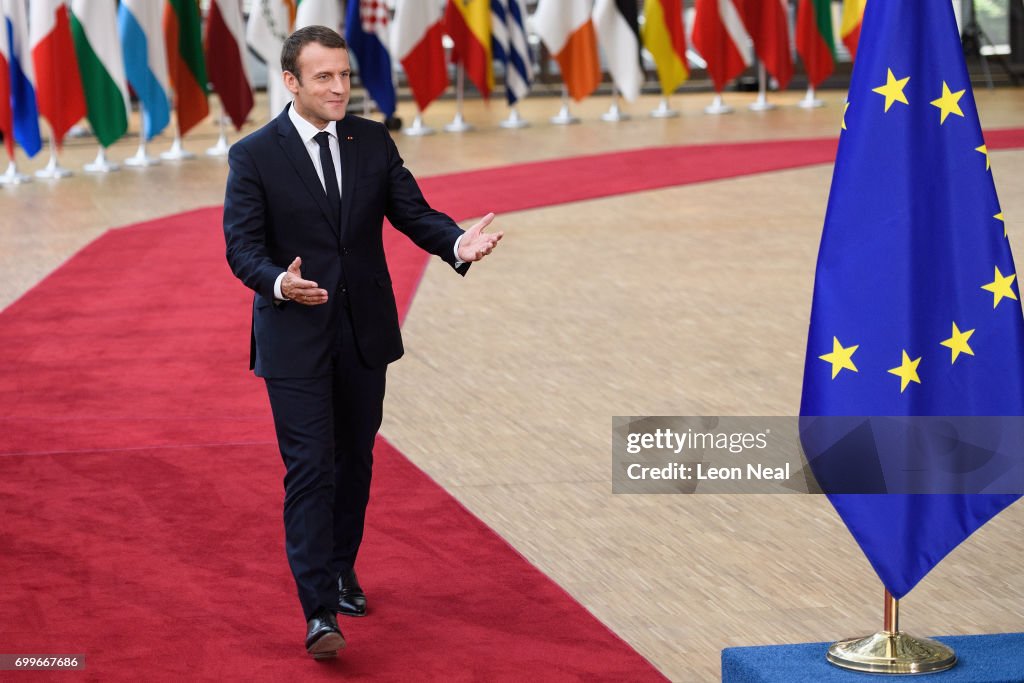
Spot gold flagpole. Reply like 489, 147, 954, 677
826, 589, 957, 674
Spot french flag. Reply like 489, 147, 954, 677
118, 0, 172, 141
345, 0, 396, 119
4, 0, 41, 157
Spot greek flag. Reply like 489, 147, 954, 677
491, 0, 532, 105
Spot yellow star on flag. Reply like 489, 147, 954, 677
842, 101, 850, 131
976, 144, 991, 170
929, 81, 965, 124
888, 350, 922, 393
819, 337, 859, 379
981, 266, 1018, 308
940, 322, 975, 363
995, 212, 1005, 238
872, 68, 910, 112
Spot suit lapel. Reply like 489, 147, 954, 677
276, 106, 339, 233
338, 118, 358, 241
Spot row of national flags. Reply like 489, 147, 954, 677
1, 0, 254, 164
2, 0, 870, 163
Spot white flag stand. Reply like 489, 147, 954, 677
444, 65, 473, 133
650, 96, 680, 118
749, 64, 776, 111
550, 86, 580, 125
84, 146, 120, 173
206, 109, 231, 157
0, 159, 31, 184
601, 86, 630, 122
500, 105, 529, 129
403, 111, 435, 136
161, 116, 196, 160
704, 93, 734, 115
799, 85, 825, 109
35, 127, 73, 178
124, 131, 161, 167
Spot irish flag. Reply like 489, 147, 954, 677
69, 0, 128, 148
445, 0, 493, 98
30, 0, 86, 147
796, 0, 836, 87
164, 0, 208, 135
534, 0, 600, 102
642, 0, 689, 96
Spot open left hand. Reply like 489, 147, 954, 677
457, 213, 503, 263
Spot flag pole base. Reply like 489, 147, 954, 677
749, 94, 776, 111
443, 112, 473, 133
550, 104, 580, 125
649, 98, 679, 118
403, 114, 435, 136
0, 161, 31, 185
827, 631, 956, 674
704, 95, 733, 115
799, 87, 825, 109
206, 132, 230, 157
35, 162, 73, 179
499, 107, 529, 129
84, 148, 119, 173
124, 143, 161, 168
600, 102, 630, 122
161, 136, 196, 160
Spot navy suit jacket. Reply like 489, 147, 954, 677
224, 106, 468, 377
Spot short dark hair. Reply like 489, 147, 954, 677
281, 26, 347, 83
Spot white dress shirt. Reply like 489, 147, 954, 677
275, 107, 463, 300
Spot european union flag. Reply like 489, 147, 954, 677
799, 0, 1024, 598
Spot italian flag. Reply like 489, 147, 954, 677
796, 0, 836, 88
70, 0, 129, 148
164, 0, 209, 136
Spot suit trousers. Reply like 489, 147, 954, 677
264, 303, 386, 620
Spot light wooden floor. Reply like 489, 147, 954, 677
4, 89, 1024, 682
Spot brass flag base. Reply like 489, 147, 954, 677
827, 589, 956, 674
827, 631, 957, 674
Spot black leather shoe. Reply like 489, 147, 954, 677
305, 609, 345, 659
338, 568, 367, 617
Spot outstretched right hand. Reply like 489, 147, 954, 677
281, 257, 329, 306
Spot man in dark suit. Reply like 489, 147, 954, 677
223, 26, 501, 659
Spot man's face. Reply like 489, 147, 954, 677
285, 42, 351, 127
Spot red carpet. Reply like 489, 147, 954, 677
2, 133, 1022, 680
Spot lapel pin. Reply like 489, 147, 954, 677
346, 136, 354, 141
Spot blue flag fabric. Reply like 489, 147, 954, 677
345, 0, 396, 118
799, 0, 1024, 598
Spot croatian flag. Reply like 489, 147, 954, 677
345, 0, 396, 118
3, 0, 41, 156
118, 0, 172, 140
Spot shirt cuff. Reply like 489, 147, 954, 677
454, 234, 465, 267
274, 271, 287, 300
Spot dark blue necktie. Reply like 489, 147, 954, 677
314, 131, 341, 220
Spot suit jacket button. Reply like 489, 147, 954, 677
342, 247, 350, 255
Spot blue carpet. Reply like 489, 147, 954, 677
722, 633, 1024, 682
